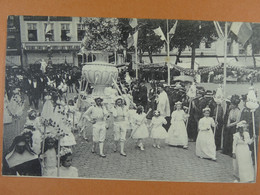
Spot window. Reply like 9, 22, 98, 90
61, 24, 71, 41
27, 23, 37, 41
44, 23, 54, 41
77, 24, 85, 41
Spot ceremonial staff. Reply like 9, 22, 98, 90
213, 85, 224, 136
246, 86, 259, 181
186, 82, 196, 129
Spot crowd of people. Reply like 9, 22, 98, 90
2, 63, 260, 183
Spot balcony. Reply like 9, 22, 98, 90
22, 41, 81, 51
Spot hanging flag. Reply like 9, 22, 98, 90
230, 22, 252, 46
133, 30, 138, 48
45, 17, 52, 35
169, 20, 178, 35
127, 33, 134, 49
129, 18, 138, 28
213, 21, 224, 39
153, 26, 166, 41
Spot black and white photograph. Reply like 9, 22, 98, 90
2, 15, 260, 183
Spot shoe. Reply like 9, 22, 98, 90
212, 158, 217, 161
140, 145, 144, 151
183, 146, 188, 149
153, 144, 156, 148
157, 145, 160, 149
100, 154, 106, 158
120, 153, 127, 157
91, 148, 95, 153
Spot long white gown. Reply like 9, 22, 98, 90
166, 110, 188, 146
131, 113, 149, 139
196, 116, 216, 159
233, 132, 254, 182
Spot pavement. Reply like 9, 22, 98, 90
3, 82, 260, 182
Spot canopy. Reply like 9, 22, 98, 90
173, 75, 194, 83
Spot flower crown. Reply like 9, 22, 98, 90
60, 147, 72, 157
21, 128, 32, 135
236, 120, 247, 128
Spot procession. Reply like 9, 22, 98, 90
2, 16, 260, 183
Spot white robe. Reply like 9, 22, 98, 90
156, 91, 170, 117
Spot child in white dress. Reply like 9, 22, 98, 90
232, 121, 255, 183
131, 106, 149, 151
196, 107, 217, 161
166, 101, 189, 149
59, 147, 79, 178
41, 93, 55, 121
150, 110, 168, 149
41, 134, 58, 177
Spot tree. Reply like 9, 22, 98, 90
170, 20, 217, 69
249, 23, 260, 69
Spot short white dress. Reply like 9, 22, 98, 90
131, 113, 149, 139
150, 116, 168, 139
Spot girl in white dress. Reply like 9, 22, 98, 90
131, 106, 149, 151
59, 147, 79, 178
41, 134, 58, 177
41, 93, 55, 121
196, 107, 217, 161
166, 101, 189, 149
150, 110, 168, 149
4, 92, 12, 124
232, 121, 255, 183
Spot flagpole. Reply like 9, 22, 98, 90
223, 22, 228, 101
167, 19, 170, 85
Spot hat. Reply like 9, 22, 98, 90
230, 94, 241, 106
13, 88, 20, 93
60, 147, 72, 157
236, 120, 247, 128
205, 90, 213, 97
115, 96, 124, 102
175, 101, 182, 105
202, 106, 211, 113
94, 97, 103, 102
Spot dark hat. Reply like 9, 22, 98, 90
205, 90, 213, 97
94, 97, 103, 102
231, 94, 241, 106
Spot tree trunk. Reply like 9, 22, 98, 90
148, 51, 153, 63
191, 43, 196, 70
252, 52, 256, 70
175, 48, 182, 64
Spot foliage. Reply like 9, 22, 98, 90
82, 17, 121, 51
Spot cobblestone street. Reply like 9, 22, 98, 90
73, 128, 234, 182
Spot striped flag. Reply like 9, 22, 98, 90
129, 18, 138, 28
213, 21, 224, 39
230, 22, 252, 46
153, 26, 166, 41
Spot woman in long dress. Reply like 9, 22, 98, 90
223, 95, 241, 156
232, 121, 255, 183
196, 107, 217, 161
166, 101, 188, 149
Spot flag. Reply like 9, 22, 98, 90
133, 31, 138, 47
169, 20, 178, 35
230, 22, 252, 46
153, 26, 166, 41
213, 21, 224, 39
127, 33, 134, 49
45, 17, 52, 35
129, 18, 138, 28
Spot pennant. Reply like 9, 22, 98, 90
213, 21, 224, 39
230, 22, 252, 46
153, 26, 166, 41
169, 20, 178, 35
129, 18, 138, 28
127, 33, 134, 49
